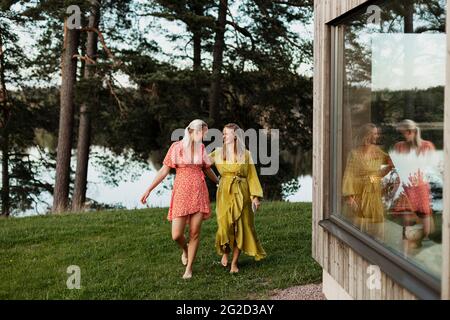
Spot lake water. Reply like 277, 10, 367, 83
15, 146, 313, 217
11, 147, 443, 217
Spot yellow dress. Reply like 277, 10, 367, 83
209, 148, 266, 261
342, 146, 391, 227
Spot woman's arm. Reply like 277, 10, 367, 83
380, 153, 395, 177
247, 151, 263, 210
204, 167, 220, 184
380, 164, 394, 177
248, 164, 263, 199
140, 165, 171, 204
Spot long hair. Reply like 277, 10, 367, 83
181, 119, 208, 163
222, 123, 246, 163
355, 123, 377, 147
396, 119, 423, 149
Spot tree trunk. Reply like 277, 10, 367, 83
72, 0, 101, 212
192, 3, 203, 72
193, 32, 201, 71
0, 32, 10, 128
52, 21, 80, 213
0, 31, 10, 217
1, 128, 9, 217
191, 2, 204, 111
208, 0, 228, 125
404, 0, 414, 33
403, 0, 415, 119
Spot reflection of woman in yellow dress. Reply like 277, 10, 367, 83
342, 124, 394, 234
208, 123, 266, 273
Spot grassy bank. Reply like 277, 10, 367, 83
0, 202, 321, 299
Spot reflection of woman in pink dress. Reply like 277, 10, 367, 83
393, 119, 435, 238
140, 119, 219, 279
394, 119, 435, 155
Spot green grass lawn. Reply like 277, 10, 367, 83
0, 201, 321, 300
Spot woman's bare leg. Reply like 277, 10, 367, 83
172, 217, 188, 265
230, 245, 240, 273
183, 212, 204, 279
221, 253, 229, 267
221, 246, 230, 267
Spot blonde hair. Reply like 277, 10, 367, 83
222, 123, 246, 163
182, 119, 208, 161
396, 119, 423, 149
356, 123, 377, 147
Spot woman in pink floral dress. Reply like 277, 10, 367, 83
140, 119, 219, 279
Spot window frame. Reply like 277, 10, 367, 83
320, 0, 444, 299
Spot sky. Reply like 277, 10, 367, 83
371, 33, 446, 91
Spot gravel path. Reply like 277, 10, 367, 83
270, 283, 326, 300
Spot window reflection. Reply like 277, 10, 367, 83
342, 124, 394, 237
334, 0, 445, 279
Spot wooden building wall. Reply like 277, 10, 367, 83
442, 0, 450, 300
312, 0, 418, 300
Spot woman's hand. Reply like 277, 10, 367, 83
347, 196, 358, 212
380, 164, 395, 177
140, 190, 151, 205
140, 165, 171, 205
252, 197, 261, 211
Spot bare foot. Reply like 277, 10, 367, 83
181, 249, 188, 266
230, 264, 239, 274
221, 254, 228, 267
182, 269, 192, 279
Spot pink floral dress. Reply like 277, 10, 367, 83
163, 141, 212, 222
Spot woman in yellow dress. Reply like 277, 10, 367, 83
208, 123, 266, 273
342, 123, 394, 236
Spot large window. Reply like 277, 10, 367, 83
331, 0, 446, 280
